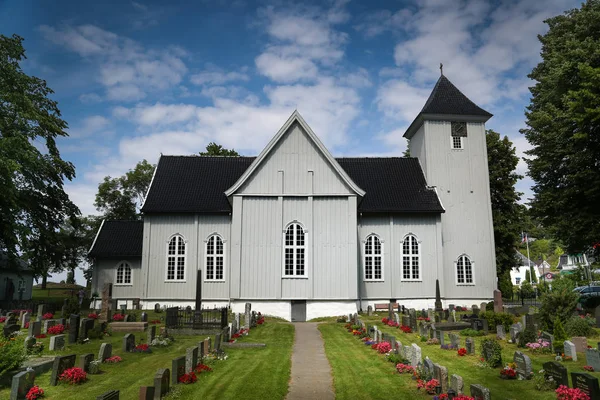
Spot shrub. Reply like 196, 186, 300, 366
553, 317, 568, 353
386, 353, 401, 364
518, 328, 538, 348
0, 336, 27, 375
539, 277, 578, 331
486, 301, 494, 311
62, 298, 80, 318
565, 316, 594, 337
480, 338, 503, 368
480, 311, 515, 332
48, 324, 65, 335
459, 328, 484, 337
58, 367, 87, 385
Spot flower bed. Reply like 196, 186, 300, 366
47, 325, 65, 335
35, 334, 47, 339
58, 367, 87, 385
396, 363, 415, 374
178, 372, 197, 384
42, 313, 53, 320
195, 363, 213, 374
104, 356, 122, 364
500, 366, 517, 379
417, 378, 439, 394
112, 314, 125, 321
88, 313, 99, 320
457, 347, 467, 356
26, 385, 44, 400
376, 342, 391, 354
583, 365, 594, 372
526, 339, 552, 353
400, 325, 412, 333
132, 343, 152, 353
556, 385, 590, 400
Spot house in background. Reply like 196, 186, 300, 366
89, 74, 498, 321
0, 252, 34, 302
557, 253, 590, 271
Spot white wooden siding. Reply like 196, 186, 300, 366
94, 258, 143, 299
238, 124, 353, 195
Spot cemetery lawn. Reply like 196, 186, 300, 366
0, 317, 294, 400
331, 314, 600, 400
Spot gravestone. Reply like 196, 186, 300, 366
37, 304, 46, 318
543, 361, 569, 388
596, 305, 600, 328
448, 312, 455, 323
205, 337, 211, 352
493, 289, 503, 313
50, 354, 76, 386
496, 325, 506, 340
435, 329, 444, 345
79, 353, 95, 373
482, 319, 489, 335
470, 384, 491, 400
465, 337, 475, 355
571, 372, 600, 400
154, 303, 161, 313
409, 309, 417, 331
139, 386, 155, 400
403, 345, 411, 361
215, 332, 222, 351
133, 298, 140, 310
367, 306, 373, 316
154, 368, 170, 400
510, 324, 521, 342
141, 312, 148, 322
541, 331, 554, 352
68, 314, 80, 344
388, 335, 396, 352
525, 314, 534, 330
185, 347, 198, 374
433, 364, 448, 393
98, 342, 112, 361
123, 333, 135, 352
49, 334, 66, 351
80, 318, 94, 339
235, 313, 241, 330
21, 312, 30, 328
513, 351, 532, 379
57, 318, 66, 327
43, 320, 56, 334
573, 337, 589, 353
586, 348, 600, 372
100, 283, 113, 322
471, 319, 484, 331
471, 305, 479, 317
402, 315, 410, 328
28, 321, 41, 337
172, 356, 186, 385
480, 302, 488, 312
449, 333, 460, 349
96, 390, 119, 400
4, 324, 20, 338
147, 325, 156, 343
450, 374, 464, 395
564, 340, 577, 361
245, 303, 252, 330
423, 358, 434, 380
10, 370, 35, 400
410, 343, 421, 367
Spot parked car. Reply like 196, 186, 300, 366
576, 286, 600, 297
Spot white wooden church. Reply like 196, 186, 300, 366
89, 74, 497, 321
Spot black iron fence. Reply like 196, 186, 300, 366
503, 291, 541, 307
165, 307, 227, 330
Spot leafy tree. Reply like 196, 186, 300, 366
199, 142, 240, 156
522, 1, 600, 256
530, 266, 538, 283
525, 269, 531, 283
94, 160, 155, 220
486, 130, 522, 294
520, 280, 534, 298
538, 276, 578, 331
0, 34, 79, 271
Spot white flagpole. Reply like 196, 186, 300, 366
525, 233, 532, 284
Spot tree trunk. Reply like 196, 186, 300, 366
41, 274, 47, 290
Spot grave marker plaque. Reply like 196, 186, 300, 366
96, 390, 119, 400
410, 343, 421, 367
185, 347, 198, 374
172, 356, 186, 385
154, 368, 170, 400
450, 374, 464, 395
565, 340, 577, 361
68, 315, 80, 344
49, 334, 65, 351
423, 358, 434, 381
147, 325, 156, 343
586, 348, 600, 372
79, 353, 95, 373
50, 354, 76, 386
123, 333, 136, 352
573, 337, 589, 353
543, 361, 569, 388
10, 370, 35, 400
497, 325, 506, 340
98, 342, 112, 362
465, 337, 475, 355
433, 363, 448, 393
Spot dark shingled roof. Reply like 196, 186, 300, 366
89, 220, 144, 257
142, 156, 444, 214
420, 75, 492, 117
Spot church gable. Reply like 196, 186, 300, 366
226, 111, 364, 196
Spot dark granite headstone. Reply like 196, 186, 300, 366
147, 325, 156, 343
139, 386, 155, 400
68, 315, 80, 344
98, 342, 112, 361
465, 337, 475, 355
470, 384, 491, 400
141, 312, 148, 322
423, 357, 435, 381
571, 372, 600, 400
471, 319, 484, 331
79, 353, 95, 373
154, 303, 161, 313
50, 354, 76, 386
49, 334, 66, 351
28, 321, 41, 337
123, 333, 135, 352
172, 356, 186, 385
96, 390, 119, 400
80, 318, 94, 339
4, 324, 20, 338
154, 368, 170, 399
10, 369, 35, 400
214, 332, 222, 351
543, 361, 568, 388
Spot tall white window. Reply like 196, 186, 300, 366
284, 223, 305, 277
456, 254, 474, 284
402, 234, 420, 280
116, 262, 132, 285
364, 235, 383, 280
167, 235, 186, 281
206, 234, 224, 281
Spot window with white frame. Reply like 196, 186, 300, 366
116, 262, 132, 285
206, 234, 224, 281
284, 223, 305, 277
451, 121, 466, 149
364, 235, 383, 280
167, 235, 186, 281
456, 254, 473, 284
402, 234, 420, 280
452, 136, 463, 149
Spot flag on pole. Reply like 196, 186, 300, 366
521, 232, 528, 244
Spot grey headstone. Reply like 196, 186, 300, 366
37, 304, 46, 318
423, 357, 435, 380
245, 303, 251, 330
79, 353, 95, 373
49, 334, 66, 351
154, 368, 170, 400
410, 343, 421, 367
215, 333, 222, 351
28, 321, 41, 337
367, 305, 373, 316
465, 337, 475, 355
586, 348, 600, 372
98, 342, 112, 361
123, 333, 135, 352
496, 325, 506, 340
185, 347, 198, 374
10, 370, 35, 400
68, 315, 80, 344
471, 305, 479, 317
403, 345, 411, 361
435, 329, 444, 345
450, 374, 464, 395
513, 351, 532, 379
433, 363, 448, 393
50, 354, 76, 386
147, 325, 156, 343
470, 384, 491, 400
564, 340, 577, 361
172, 356, 186, 385
96, 390, 119, 400
449, 333, 460, 349
540, 331, 554, 352
43, 320, 56, 334
80, 318, 94, 339
480, 302, 487, 312
21, 313, 30, 329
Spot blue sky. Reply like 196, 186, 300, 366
1, 0, 581, 283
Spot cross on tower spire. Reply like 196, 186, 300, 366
439, 63, 443, 76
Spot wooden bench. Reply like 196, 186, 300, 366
374, 303, 399, 311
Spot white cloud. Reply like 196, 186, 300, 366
255, 53, 319, 82
67, 115, 111, 139
79, 93, 102, 104
376, 80, 430, 121
190, 67, 249, 86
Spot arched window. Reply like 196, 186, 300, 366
402, 234, 420, 281
364, 235, 383, 280
284, 223, 306, 277
206, 234, 225, 281
166, 234, 186, 281
116, 262, 132, 285
456, 254, 473, 284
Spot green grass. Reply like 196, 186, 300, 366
350, 314, 600, 399
0, 317, 294, 400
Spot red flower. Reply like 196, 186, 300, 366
58, 367, 87, 385
556, 385, 591, 400
178, 372, 197, 384
26, 385, 44, 400
35, 334, 47, 339
48, 324, 65, 335
0, 317, 5, 323
457, 348, 467, 357
377, 342, 392, 354
88, 313, 99, 319
195, 363, 213, 374
500, 367, 517, 379
150, 319, 161, 324
104, 356, 122, 363
382, 317, 389, 324
584, 365, 594, 372
400, 326, 412, 334
112, 314, 125, 321
24, 322, 29, 329
42, 313, 53, 320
